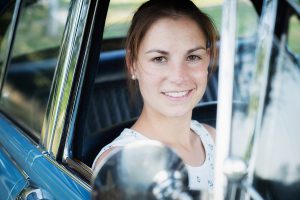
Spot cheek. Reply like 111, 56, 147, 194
137, 64, 165, 84
191, 67, 208, 83
192, 73, 208, 95
137, 71, 162, 92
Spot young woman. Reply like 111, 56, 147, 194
93, 0, 218, 190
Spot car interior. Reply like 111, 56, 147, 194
32, 1, 300, 197
73, 0, 268, 171
73, 38, 258, 168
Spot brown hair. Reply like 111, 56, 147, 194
125, 0, 218, 99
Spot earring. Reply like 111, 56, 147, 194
131, 74, 136, 80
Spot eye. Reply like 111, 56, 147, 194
152, 56, 167, 63
187, 55, 201, 62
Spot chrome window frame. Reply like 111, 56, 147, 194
214, 0, 237, 199
215, 0, 279, 199
40, 0, 107, 185
34, 0, 110, 187
61, 0, 110, 182
41, 0, 91, 157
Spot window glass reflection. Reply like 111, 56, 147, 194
0, 2, 16, 84
0, 0, 71, 138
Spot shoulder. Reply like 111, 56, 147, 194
92, 147, 119, 171
191, 120, 216, 142
202, 123, 216, 142
92, 128, 141, 170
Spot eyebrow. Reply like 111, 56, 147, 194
187, 46, 206, 54
145, 49, 169, 55
145, 46, 206, 55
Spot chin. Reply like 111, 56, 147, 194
161, 108, 192, 118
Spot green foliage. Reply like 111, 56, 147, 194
288, 15, 300, 55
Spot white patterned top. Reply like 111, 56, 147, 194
92, 120, 215, 190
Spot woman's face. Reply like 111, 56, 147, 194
133, 16, 210, 118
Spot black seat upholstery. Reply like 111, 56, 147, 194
83, 50, 142, 134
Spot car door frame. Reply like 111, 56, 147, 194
0, 0, 109, 198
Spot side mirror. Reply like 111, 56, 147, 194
92, 141, 193, 200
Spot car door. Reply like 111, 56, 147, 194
0, 0, 107, 199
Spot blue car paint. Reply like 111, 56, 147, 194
0, 116, 91, 200
0, 146, 28, 200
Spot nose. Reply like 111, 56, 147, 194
168, 61, 189, 84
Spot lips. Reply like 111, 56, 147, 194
162, 89, 193, 98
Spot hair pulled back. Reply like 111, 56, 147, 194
125, 0, 218, 99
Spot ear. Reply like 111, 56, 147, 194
125, 50, 133, 73
206, 48, 211, 58
126, 50, 137, 78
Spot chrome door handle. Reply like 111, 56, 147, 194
17, 187, 54, 200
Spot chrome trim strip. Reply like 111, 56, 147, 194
63, 0, 107, 170
41, 0, 90, 157
0, 0, 22, 93
18, 187, 55, 200
0, 112, 90, 194
65, 157, 93, 182
246, 0, 278, 188
62, 1, 98, 163
41, 151, 91, 192
214, 0, 237, 199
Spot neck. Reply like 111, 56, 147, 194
132, 106, 193, 147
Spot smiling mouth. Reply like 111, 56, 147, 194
162, 89, 193, 98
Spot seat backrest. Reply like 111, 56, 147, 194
84, 50, 142, 134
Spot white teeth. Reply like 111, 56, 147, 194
164, 91, 189, 97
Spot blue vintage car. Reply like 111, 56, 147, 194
0, 0, 299, 199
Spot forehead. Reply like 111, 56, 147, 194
140, 16, 207, 49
